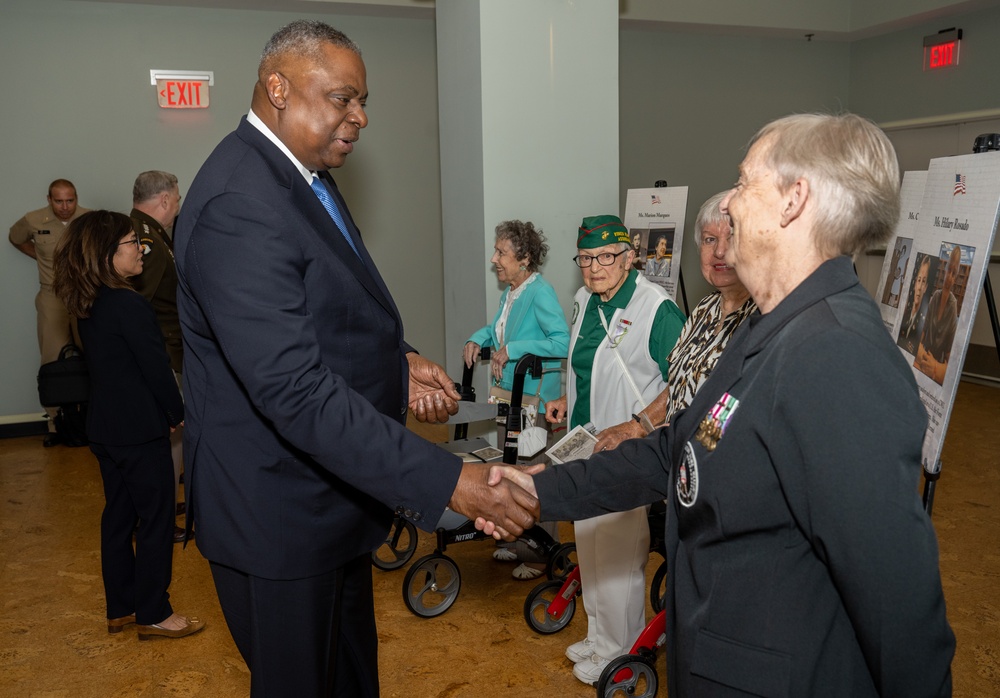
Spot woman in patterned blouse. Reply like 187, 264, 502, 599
593, 191, 756, 451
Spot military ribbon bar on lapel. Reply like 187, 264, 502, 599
694, 391, 740, 452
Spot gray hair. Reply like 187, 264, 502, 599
751, 113, 900, 258
495, 219, 548, 272
694, 191, 730, 244
132, 171, 178, 204
260, 20, 361, 78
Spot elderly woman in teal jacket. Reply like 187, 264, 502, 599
464, 219, 569, 579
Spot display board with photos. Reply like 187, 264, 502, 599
875, 152, 1000, 472
623, 187, 689, 302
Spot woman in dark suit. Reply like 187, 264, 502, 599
53, 210, 203, 641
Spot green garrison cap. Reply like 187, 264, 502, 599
577, 215, 630, 249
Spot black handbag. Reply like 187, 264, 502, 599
37, 344, 90, 406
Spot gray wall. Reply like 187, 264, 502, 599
849, 5, 1000, 123
619, 3, 1000, 309
619, 29, 851, 306
2, 0, 998, 421
0, 0, 444, 421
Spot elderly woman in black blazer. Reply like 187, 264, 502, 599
53, 210, 203, 641
484, 115, 954, 696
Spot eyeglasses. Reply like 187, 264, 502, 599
573, 250, 629, 268
118, 237, 140, 248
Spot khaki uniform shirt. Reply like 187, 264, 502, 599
9, 205, 90, 287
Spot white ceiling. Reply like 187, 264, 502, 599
63, 0, 1000, 40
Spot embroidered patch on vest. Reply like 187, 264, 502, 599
677, 441, 699, 508
572, 300, 580, 326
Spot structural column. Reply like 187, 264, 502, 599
436, 0, 620, 387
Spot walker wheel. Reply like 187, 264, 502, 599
545, 542, 578, 580
372, 517, 418, 571
402, 554, 461, 618
523, 579, 575, 634
597, 653, 659, 698
649, 560, 668, 614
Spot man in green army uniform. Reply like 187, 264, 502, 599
130, 170, 186, 543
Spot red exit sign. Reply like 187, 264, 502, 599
157, 79, 209, 108
923, 29, 962, 71
150, 70, 214, 109
927, 42, 957, 68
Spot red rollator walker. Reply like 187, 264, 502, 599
523, 501, 669, 698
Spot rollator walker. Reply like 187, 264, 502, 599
372, 350, 577, 618
521, 497, 669, 698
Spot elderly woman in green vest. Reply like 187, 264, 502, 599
545, 215, 685, 686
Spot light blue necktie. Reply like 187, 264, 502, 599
310, 175, 361, 258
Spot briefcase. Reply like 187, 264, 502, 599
38, 344, 90, 406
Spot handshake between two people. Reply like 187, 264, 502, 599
405, 352, 545, 539
447, 463, 546, 542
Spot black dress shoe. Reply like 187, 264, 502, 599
175, 502, 186, 517
173, 526, 192, 544
43, 433, 61, 448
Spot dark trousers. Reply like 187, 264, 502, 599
210, 554, 379, 698
91, 439, 174, 624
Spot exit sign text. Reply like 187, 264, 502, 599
922, 29, 962, 71
156, 79, 210, 108
926, 41, 958, 70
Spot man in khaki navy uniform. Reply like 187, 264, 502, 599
9, 179, 89, 446
130, 170, 186, 543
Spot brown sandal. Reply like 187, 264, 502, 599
107, 614, 136, 634
137, 615, 206, 641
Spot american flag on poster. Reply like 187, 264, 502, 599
954, 174, 966, 195
650, 194, 661, 204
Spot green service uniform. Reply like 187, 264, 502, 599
130, 209, 182, 373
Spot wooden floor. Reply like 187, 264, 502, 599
0, 380, 998, 697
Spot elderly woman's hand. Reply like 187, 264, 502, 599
594, 419, 646, 453
463, 342, 481, 369
546, 395, 568, 424
490, 345, 509, 382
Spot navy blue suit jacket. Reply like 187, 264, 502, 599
174, 117, 462, 579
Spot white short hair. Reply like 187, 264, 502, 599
752, 113, 900, 258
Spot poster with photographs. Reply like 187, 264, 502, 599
878, 152, 1000, 472
876, 171, 927, 333
623, 186, 689, 301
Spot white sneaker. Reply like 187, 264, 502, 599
565, 637, 596, 664
572, 653, 610, 686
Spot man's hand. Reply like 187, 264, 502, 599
474, 463, 545, 538
12, 240, 37, 259
594, 420, 645, 453
545, 395, 568, 424
449, 463, 539, 541
407, 352, 461, 423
